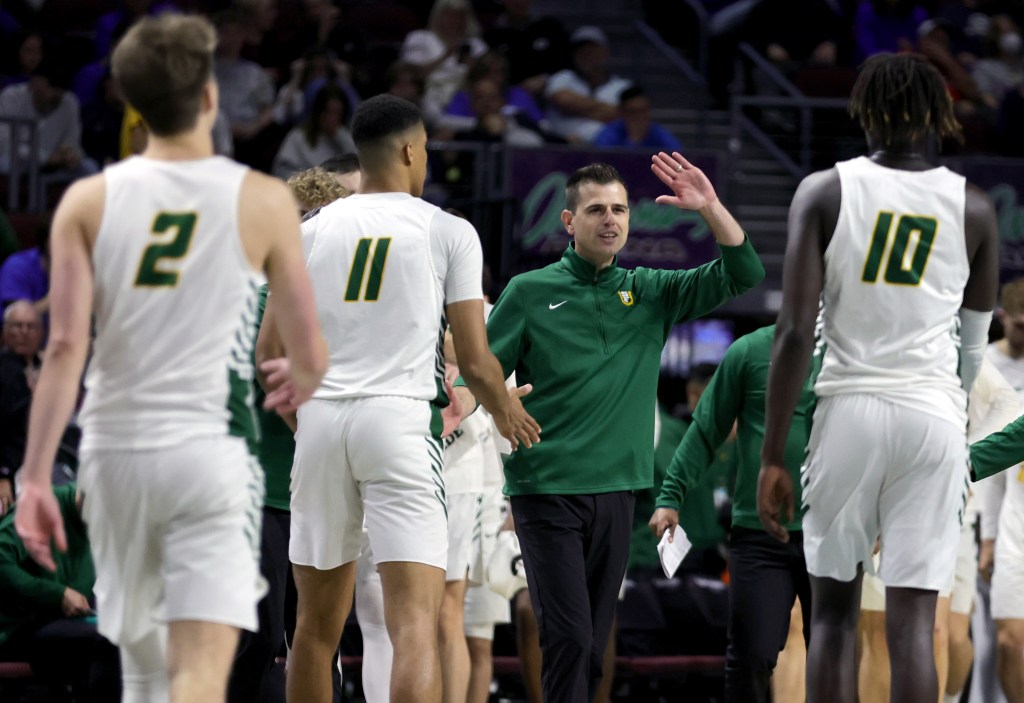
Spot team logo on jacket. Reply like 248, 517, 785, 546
618, 291, 634, 306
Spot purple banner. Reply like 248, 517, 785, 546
948, 158, 1024, 280
508, 147, 724, 273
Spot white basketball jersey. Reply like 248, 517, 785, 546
301, 192, 483, 401
79, 156, 263, 451
816, 156, 970, 426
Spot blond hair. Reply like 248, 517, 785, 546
287, 167, 350, 212
112, 14, 216, 136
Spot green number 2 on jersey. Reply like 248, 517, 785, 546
861, 212, 938, 286
134, 212, 197, 288
345, 237, 391, 301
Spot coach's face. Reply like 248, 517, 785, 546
561, 181, 630, 270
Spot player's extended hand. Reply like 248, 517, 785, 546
979, 538, 995, 583
650, 151, 718, 211
495, 384, 541, 450
757, 463, 794, 543
14, 481, 67, 572
261, 357, 317, 416
649, 507, 679, 541
441, 378, 464, 438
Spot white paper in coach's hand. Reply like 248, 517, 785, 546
657, 525, 692, 578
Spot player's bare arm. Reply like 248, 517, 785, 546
758, 168, 838, 542
651, 151, 745, 247
962, 183, 1000, 314
240, 171, 327, 412
15, 175, 104, 570
447, 299, 540, 449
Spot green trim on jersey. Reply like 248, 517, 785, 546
432, 313, 449, 407
227, 279, 262, 451
426, 403, 448, 517
253, 285, 295, 511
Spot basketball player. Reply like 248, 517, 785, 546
14, 14, 327, 703
759, 52, 999, 703
272, 94, 540, 703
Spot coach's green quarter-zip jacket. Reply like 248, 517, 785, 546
486, 238, 765, 496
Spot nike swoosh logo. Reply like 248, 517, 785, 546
549, 301, 568, 310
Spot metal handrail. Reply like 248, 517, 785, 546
0, 116, 41, 213
730, 43, 853, 176
633, 20, 706, 89
674, 0, 710, 81
735, 42, 802, 99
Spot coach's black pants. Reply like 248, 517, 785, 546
0, 618, 121, 702
725, 527, 811, 703
228, 506, 290, 703
512, 492, 634, 703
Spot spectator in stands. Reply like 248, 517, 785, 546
742, 0, 850, 98
273, 44, 360, 128
916, 18, 993, 150
544, 25, 633, 142
442, 51, 543, 131
0, 224, 47, 314
853, 0, 931, 62
0, 4, 19, 46
80, 68, 126, 167
0, 31, 42, 90
0, 483, 121, 702
447, 75, 544, 146
400, 0, 488, 125
319, 151, 361, 193
0, 59, 98, 181
385, 60, 426, 107
0, 209, 17, 264
0, 300, 42, 511
272, 84, 355, 180
484, 0, 570, 96
973, 14, 1024, 107
593, 86, 682, 151
94, 0, 177, 60
214, 6, 277, 168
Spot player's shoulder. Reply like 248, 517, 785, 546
56, 172, 107, 230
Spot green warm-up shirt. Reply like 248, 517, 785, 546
971, 412, 1024, 481
487, 239, 764, 496
0, 484, 95, 647
255, 286, 294, 511
656, 325, 819, 532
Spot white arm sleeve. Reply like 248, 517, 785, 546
977, 471, 1007, 541
430, 210, 483, 305
959, 308, 993, 394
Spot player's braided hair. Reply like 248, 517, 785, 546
848, 52, 962, 149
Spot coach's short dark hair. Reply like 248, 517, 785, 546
565, 163, 627, 212
320, 153, 360, 175
352, 95, 423, 148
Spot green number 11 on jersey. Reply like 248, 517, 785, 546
861, 212, 938, 286
345, 237, 392, 301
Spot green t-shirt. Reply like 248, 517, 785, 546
630, 408, 732, 570
486, 239, 764, 496
254, 286, 295, 511
656, 324, 819, 532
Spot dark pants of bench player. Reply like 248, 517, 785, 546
726, 527, 811, 703
512, 491, 634, 703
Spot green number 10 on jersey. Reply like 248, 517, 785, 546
861, 212, 938, 287
345, 237, 392, 302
